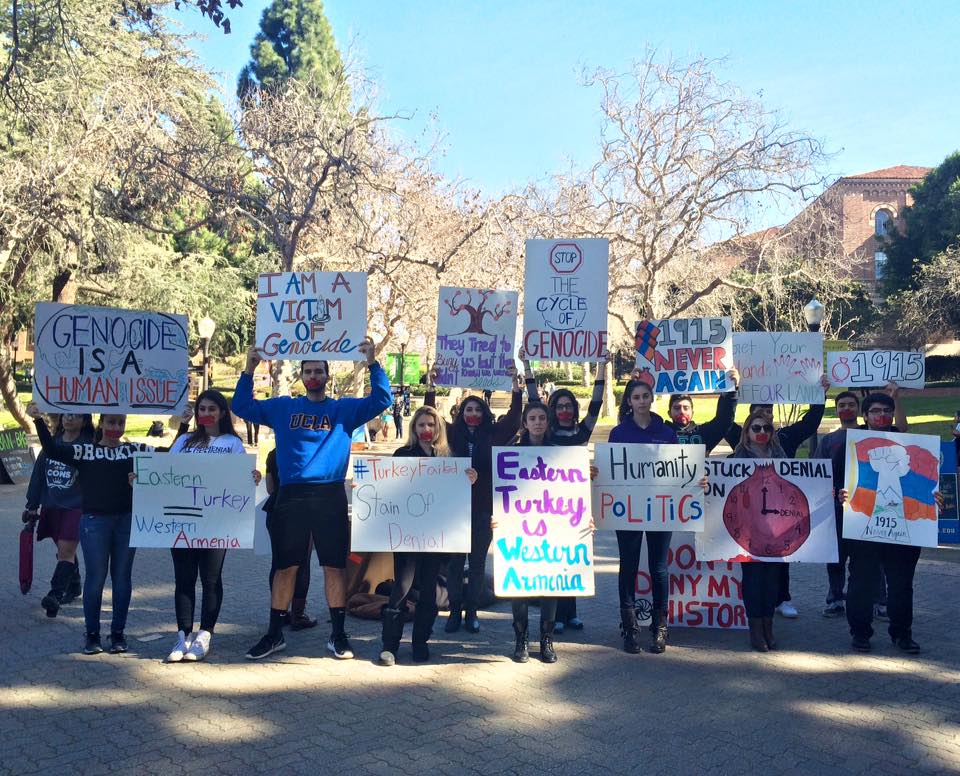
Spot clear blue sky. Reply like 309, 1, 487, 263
176, 1, 960, 218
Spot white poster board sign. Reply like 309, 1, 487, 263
522, 238, 609, 362
434, 287, 518, 392
593, 443, 706, 532
33, 302, 189, 415
826, 350, 925, 390
732, 332, 825, 405
131, 453, 258, 549
634, 317, 733, 394
350, 455, 473, 552
255, 271, 368, 361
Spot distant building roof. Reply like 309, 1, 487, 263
841, 165, 932, 181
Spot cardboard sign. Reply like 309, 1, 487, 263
130, 452, 258, 549
826, 350, 925, 390
697, 457, 838, 562
732, 332, 825, 405
33, 302, 189, 415
0, 428, 33, 485
843, 429, 940, 548
255, 271, 367, 361
492, 446, 595, 597
634, 317, 733, 394
939, 441, 959, 544
592, 443, 706, 532
349, 455, 473, 553
435, 287, 518, 391
522, 239, 609, 362
634, 533, 746, 630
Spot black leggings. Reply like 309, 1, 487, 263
171, 548, 227, 633
512, 598, 558, 630
446, 515, 492, 611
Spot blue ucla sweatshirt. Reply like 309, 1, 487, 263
232, 365, 392, 486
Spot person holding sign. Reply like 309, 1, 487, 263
233, 339, 390, 661
378, 406, 478, 666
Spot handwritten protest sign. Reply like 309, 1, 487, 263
843, 429, 940, 547
0, 428, 33, 485
593, 443, 706, 532
522, 239, 609, 362
634, 317, 733, 394
697, 457, 837, 562
492, 446, 595, 597
255, 271, 367, 361
827, 350, 924, 390
732, 332, 825, 405
130, 453, 257, 549
349, 455, 473, 552
435, 287, 518, 391
635, 534, 746, 630
33, 303, 189, 415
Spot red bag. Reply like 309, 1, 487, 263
19, 518, 35, 595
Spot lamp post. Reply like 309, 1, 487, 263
197, 316, 217, 393
803, 298, 825, 333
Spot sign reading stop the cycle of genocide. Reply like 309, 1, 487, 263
33, 302, 190, 415
255, 271, 368, 361
522, 239, 609, 363
349, 455, 473, 553
634, 317, 734, 394
592, 443, 706, 532
826, 350, 925, 390
732, 331, 825, 405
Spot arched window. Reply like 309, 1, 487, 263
875, 209, 893, 237
875, 251, 888, 280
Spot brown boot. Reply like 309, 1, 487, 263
748, 618, 769, 652
762, 617, 777, 650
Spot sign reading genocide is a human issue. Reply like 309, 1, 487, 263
826, 350, 925, 390
33, 302, 189, 415
732, 331, 825, 405
130, 453, 258, 549
0, 427, 34, 485
254, 271, 368, 361
592, 443, 706, 532
522, 239, 609, 362
492, 446, 595, 597
634, 317, 733, 394
349, 455, 473, 553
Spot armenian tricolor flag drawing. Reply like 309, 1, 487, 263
635, 320, 661, 362
848, 435, 939, 521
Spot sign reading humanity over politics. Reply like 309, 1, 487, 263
435, 287, 518, 391
732, 332, 825, 405
592, 443, 706, 532
130, 453, 258, 549
492, 446, 595, 597
826, 350, 925, 390
255, 271, 367, 361
634, 317, 733, 394
33, 303, 189, 415
522, 239, 609, 362
843, 429, 940, 548
635, 534, 746, 630
696, 458, 838, 563
349, 455, 473, 553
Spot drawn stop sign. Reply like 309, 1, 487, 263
549, 243, 583, 274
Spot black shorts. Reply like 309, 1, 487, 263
268, 483, 349, 570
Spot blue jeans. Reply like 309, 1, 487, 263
80, 513, 136, 636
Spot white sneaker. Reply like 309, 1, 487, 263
183, 630, 211, 662
776, 602, 799, 619
165, 630, 192, 663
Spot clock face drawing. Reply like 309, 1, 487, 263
722, 464, 811, 557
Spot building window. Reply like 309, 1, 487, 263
875, 251, 888, 280
875, 208, 893, 237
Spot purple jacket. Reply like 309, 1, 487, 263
608, 412, 679, 445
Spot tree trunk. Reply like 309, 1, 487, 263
601, 360, 616, 419
52, 269, 77, 303
564, 362, 574, 380
0, 342, 30, 431
582, 361, 592, 387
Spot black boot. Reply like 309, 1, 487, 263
444, 606, 462, 633
649, 610, 668, 654
290, 597, 317, 630
540, 621, 557, 664
464, 607, 480, 634
512, 622, 529, 663
620, 607, 641, 654
748, 618, 769, 652
762, 617, 777, 650
378, 607, 405, 666
412, 605, 436, 663
42, 560, 74, 618
62, 560, 82, 604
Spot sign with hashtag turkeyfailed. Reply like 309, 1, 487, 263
732, 332, 825, 405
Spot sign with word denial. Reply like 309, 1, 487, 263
0, 428, 33, 485
635, 534, 746, 630
843, 429, 940, 548
492, 446, 595, 597
130, 452, 258, 549
33, 303, 189, 415
634, 317, 733, 394
593, 443, 706, 532
435, 287, 518, 392
522, 239, 609, 362
697, 458, 837, 562
827, 350, 924, 390
350, 455, 473, 553
733, 332, 825, 405
255, 271, 367, 361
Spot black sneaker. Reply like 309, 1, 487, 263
245, 631, 286, 660
83, 633, 103, 655
109, 632, 128, 653
327, 634, 354, 659
851, 635, 871, 653
894, 635, 921, 654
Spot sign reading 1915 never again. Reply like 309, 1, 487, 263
254, 271, 368, 361
522, 238, 609, 362
634, 317, 733, 394
33, 302, 190, 415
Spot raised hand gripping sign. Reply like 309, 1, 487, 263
634, 317, 733, 394
255, 271, 368, 361
843, 429, 940, 547
827, 350, 925, 390
732, 332, 825, 405
492, 446, 595, 597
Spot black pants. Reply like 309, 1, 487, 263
512, 598, 558, 631
555, 597, 578, 623
741, 562, 780, 618
245, 421, 260, 445
776, 564, 791, 605
388, 552, 444, 640
826, 506, 886, 605
269, 536, 312, 600
446, 515, 492, 611
616, 530, 671, 611
393, 414, 404, 439
846, 540, 921, 640
171, 548, 227, 633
